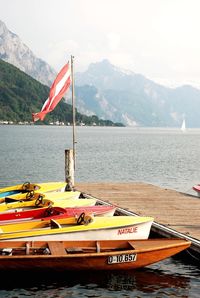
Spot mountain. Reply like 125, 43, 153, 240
0, 20, 56, 86
0, 59, 123, 126
75, 59, 200, 127
1, 19, 200, 127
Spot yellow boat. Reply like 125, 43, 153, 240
53, 198, 97, 208
3, 190, 80, 204
0, 181, 67, 202
0, 195, 96, 213
0, 215, 154, 241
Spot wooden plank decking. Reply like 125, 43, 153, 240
76, 182, 200, 243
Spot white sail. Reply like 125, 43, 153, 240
181, 119, 186, 132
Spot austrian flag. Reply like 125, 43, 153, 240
32, 62, 71, 122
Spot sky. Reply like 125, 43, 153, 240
1, 0, 200, 88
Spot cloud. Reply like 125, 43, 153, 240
46, 40, 79, 70
106, 33, 121, 51
1, 0, 200, 86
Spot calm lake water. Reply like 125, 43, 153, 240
0, 125, 200, 297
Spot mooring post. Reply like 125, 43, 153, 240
65, 149, 75, 190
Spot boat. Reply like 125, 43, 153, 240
0, 181, 68, 201
0, 205, 116, 224
192, 184, 200, 197
0, 215, 153, 241
0, 191, 81, 213
0, 197, 97, 213
181, 118, 186, 132
0, 238, 191, 271
2, 189, 80, 204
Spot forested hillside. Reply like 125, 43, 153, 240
0, 59, 123, 126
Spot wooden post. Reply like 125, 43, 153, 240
65, 149, 74, 190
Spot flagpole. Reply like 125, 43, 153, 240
71, 55, 76, 171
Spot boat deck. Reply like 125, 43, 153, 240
76, 182, 200, 257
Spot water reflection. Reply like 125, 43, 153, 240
0, 265, 192, 297
0, 257, 199, 297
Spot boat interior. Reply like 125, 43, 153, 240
0, 240, 135, 256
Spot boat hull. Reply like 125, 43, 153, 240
193, 185, 200, 197
0, 182, 67, 200
0, 239, 191, 271
0, 205, 116, 224
1, 216, 154, 241
3, 190, 80, 203
0, 197, 96, 213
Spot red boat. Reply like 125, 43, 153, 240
0, 205, 116, 224
192, 184, 200, 196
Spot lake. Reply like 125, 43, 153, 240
0, 125, 200, 297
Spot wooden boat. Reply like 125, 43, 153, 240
0, 205, 116, 224
0, 198, 97, 213
0, 215, 154, 241
0, 181, 67, 201
0, 238, 191, 271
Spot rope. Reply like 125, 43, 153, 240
185, 249, 200, 262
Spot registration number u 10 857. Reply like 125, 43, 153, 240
107, 253, 137, 264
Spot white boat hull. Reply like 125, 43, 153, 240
4, 220, 153, 242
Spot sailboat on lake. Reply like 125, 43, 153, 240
181, 118, 186, 132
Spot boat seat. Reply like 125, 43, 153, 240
48, 241, 67, 255
50, 219, 62, 229
128, 241, 135, 250
66, 247, 83, 253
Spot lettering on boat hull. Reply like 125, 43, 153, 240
117, 226, 138, 235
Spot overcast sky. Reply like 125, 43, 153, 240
1, 0, 200, 87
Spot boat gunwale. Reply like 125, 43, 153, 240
0, 240, 191, 259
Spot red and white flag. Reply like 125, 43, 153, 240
32, 62, 71, 122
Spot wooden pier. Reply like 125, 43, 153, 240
76, 182, 200, 259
